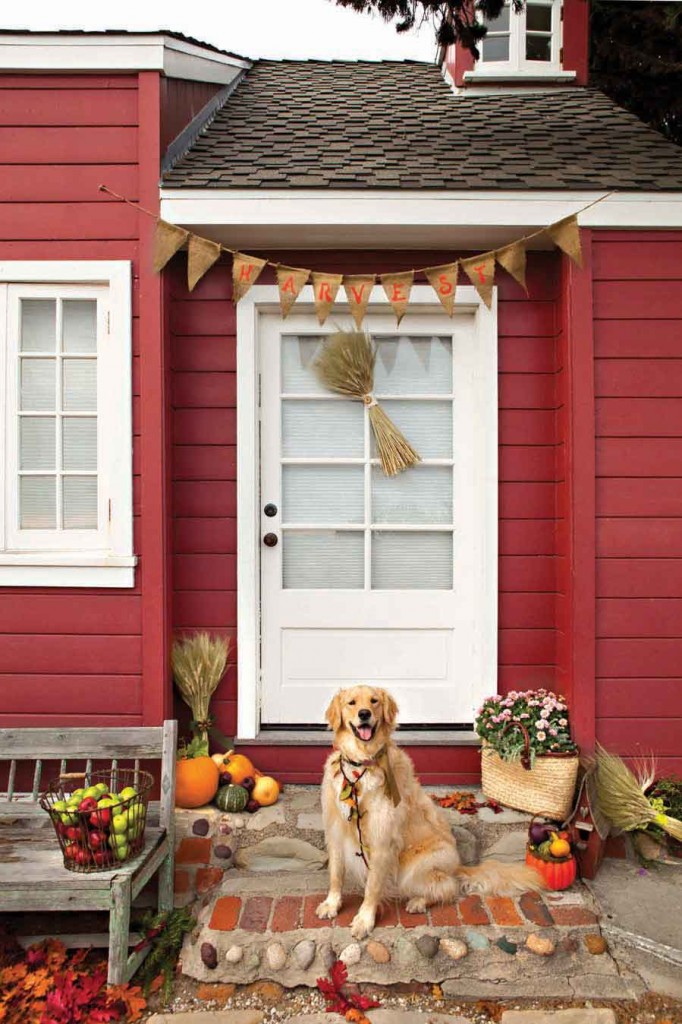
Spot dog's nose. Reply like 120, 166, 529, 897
358, 709, 372, 722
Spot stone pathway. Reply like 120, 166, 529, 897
146, 1010, 617, 1024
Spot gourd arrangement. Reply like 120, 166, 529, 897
211, 751, 281, 815
525, 818, 577, 890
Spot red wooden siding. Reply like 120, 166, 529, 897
160, 77, 223, 151
169, 251, 562, 780
593, 231, 682, 776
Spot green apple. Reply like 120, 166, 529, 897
52, 799, 67, 813
127, 823, 143, 841
97, 797, 115, 808
60, 811, 78, 825
119, 787, 137, 802
108, 832, 128, 849
71, 788, 85, 802
94, 783, 109, 797
83, 786, 99, 800
114, 844, 129, 861
112, 812, 128, 834
127, 804, 145, 824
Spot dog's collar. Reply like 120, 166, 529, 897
338, 744, 388, 769
335, 745, 401, 807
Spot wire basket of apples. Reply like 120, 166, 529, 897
525, 816, 577, 890
40, 769, 152, 873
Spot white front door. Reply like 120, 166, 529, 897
256, 297, 497, 728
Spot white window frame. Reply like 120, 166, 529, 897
235, 284, 498, 739
0, 261, 135, 587
475, 0, 564, 76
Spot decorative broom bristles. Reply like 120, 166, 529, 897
171, 632, 230, 730
595, 744, 682, 843
314, 331, 421, 476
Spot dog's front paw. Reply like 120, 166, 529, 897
316, 896, 342, 920
350, 906, 375, 939
405, 897, 427, 914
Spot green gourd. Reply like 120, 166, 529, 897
215, 784, 249, 813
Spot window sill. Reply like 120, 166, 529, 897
462, 69, 576, 83
0, 555, 137, 588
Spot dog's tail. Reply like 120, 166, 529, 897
455, 859, 545, 895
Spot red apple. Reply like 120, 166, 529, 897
63, 843, 79, 861
65, 826, 81, 842
92, 850, 112, 866
90, 808, 111, 828
78, 797, 98, 813
75, 848, 91, 866
88, 831, 104, 849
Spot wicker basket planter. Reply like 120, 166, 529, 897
481, 724, 579, 821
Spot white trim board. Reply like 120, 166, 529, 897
235, 284, 498, 739
160, 189, 682, 250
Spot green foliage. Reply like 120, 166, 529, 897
134, 907, 196, 1003
475, 689, 577, 764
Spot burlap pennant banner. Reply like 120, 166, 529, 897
461, 252, 496, 309
312, 272, 344, 325
276, 265, 310, 319
424, 262, 459, 317
233, 252, 267, 302
152, 219, 189, 273
546, 215, 583, 267
187, 234, 222, 292
380, 271, 414, 326
496, 241, 528, 294
343, 275, 375, 329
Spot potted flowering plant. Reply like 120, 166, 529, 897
475, 689, 580, 820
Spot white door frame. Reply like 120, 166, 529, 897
235, 284, 498, 739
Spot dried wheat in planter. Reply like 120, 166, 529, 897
594, 744, 682, 842
314, 331, 421, 476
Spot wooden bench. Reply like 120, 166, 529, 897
0, 721, 177, 985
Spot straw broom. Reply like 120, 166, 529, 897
172, 633, 230, 755
594, 743, 682, 842
314, 331, 421, 476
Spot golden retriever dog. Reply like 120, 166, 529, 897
317, 685, 543, 940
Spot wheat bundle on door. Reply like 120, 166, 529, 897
313, 331, 421, 477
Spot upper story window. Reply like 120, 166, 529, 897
480, 0, 561, 70
0, 261, 135, 587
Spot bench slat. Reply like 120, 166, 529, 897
6, 760, 16, 800
0, 728, 166, 760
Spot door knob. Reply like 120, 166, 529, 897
263, 533, 278, 547
264, 503, 278, 517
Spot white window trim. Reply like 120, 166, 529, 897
473, 0, 563, 77
235, 284, 498, 739
0, 261, 135, 588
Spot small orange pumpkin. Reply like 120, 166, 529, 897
175, 756, 219, 809
252, 775, 280, 807
526, 848, 577, 891
221, 751, 256, 785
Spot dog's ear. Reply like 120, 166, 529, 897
325, 691, 344, 732
379, 689, 399, 728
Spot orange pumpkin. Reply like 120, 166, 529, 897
252, 775, 280, 806
175, 756, 219, 809
221, 751, 256, 785
526, 848, 577, 891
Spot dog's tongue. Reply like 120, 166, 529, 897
358, 724, 373, 741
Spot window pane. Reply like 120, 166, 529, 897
373, 401, 452, 459
63, 417, 97, 470
372, 466, 452, 525
62, 359, 97, 412
487, 4, 510, 30
372, 531, 453, 589
374, 336, 452, 395
283, 465, 364, 524
527, 3, 552, 31
281, 335, 326, 394
63, 300, 97, 353
20, 417, 56, 470
526, 33, 552, 60
283, 530, 364, 589
20, 299, 56, 352
282, 400, 364, 457
481, 35, 510, 61
63, 476, 98, 529
20, 476, 56, 528
21, 358, 56, 411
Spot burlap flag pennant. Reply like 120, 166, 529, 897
424, 262, 459, 317
276, 265, 310, 319
460, 252, 496, 309
343, 275, 375, 329
232, 252, 267, 302
152, 219, 189, 273
187, 234, 222, 292
546, 215, 583, 267
312, 272, 343, 325
496, 241, 528, 294
380, 271, 414, 325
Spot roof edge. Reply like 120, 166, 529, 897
162, 69, 249, 177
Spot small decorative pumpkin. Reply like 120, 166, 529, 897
220, 751, 256, 785
215, 783, 249, 813
175, 756, 219, 809
526, 848, 577, 890
252, 775, 280, 807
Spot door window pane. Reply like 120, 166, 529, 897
283, 465, 364, 524
283, 531, 364, 589
21, 359, 56, 411
283, 400, 364, 458
63, 476, 98, 529
373, 400, 452, 459
20, 299, 56, 352
372, 531, 453, 589
63, 300, 97, 353
374, 336, 452, 395
20, 476, 56, 528
281, 335, 326, 394
20, 417, 56, 470
63, 359, 97, 411
63, 417, 97, 470
372, 466, 452, 525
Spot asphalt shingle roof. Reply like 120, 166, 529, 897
162, 59, 682, 191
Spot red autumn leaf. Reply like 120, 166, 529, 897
330, 959, 348, 990
351, 994, 381, 1011
316, 978, 338, 997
